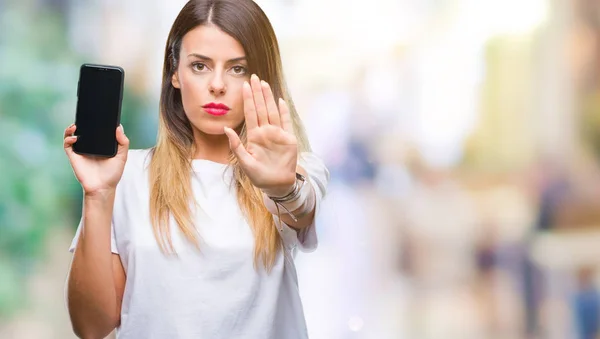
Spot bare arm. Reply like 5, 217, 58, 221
66, 191, 126, 339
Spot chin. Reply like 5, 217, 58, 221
191, 120, 230, 136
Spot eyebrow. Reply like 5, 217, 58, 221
187, 53, 246, 63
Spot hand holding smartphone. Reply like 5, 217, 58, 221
73, 64, 125, 157
63, 64, 130, 195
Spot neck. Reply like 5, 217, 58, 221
191, 128, 231, 164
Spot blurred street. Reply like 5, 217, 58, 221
3, 0, 600, 338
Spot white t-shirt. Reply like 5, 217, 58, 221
69, 149, 329, 339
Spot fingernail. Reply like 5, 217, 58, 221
251, 74, 258, 81
261, 80, 268, 87
118, 124, 124, 132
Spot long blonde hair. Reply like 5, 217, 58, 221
149, 0, 311, 271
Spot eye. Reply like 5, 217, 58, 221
192, 62, 207, 72
231, 65, 247, 75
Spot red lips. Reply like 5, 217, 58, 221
202, 102, 230, 116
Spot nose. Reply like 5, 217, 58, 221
209, 72, 226, 96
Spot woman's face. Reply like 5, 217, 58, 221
172, 24, 249, 135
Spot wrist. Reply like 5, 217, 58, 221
262, 175, 314, 223
262, 173, 306, 198
262, 183, 295, 199
84, 188, 116, 201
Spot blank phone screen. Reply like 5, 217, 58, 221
73, 65, 123, 157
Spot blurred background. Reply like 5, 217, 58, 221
2, 0, 600, 338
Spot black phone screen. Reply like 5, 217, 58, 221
73, 64, 124, 157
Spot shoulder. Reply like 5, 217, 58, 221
123, 148, 153, 175
112, 149, 154, 207
117, 148, 153, 188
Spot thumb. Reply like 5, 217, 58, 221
224, 127, 254, 166
116, 125, 130, 147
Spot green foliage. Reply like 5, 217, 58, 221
0, 3, 155, 319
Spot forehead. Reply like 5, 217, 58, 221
180, 24, 245, 58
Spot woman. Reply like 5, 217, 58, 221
63, 1, 329, 338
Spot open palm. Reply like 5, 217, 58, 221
224, 74, 298, 196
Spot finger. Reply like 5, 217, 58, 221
279, 98, 293, 134
261, 81, 280, 127
243, 81, 258, 130
63, 135, 78, 147
250, 74, 268, 126
116, 124, 130, 148
64, 123, 76, 139
224, 126, 255, 167
63, 124, 77, 156
63, 135, 78, 156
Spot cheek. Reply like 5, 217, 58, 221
179, 72, 205, 99
229, 82, 246, 120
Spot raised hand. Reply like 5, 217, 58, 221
224, 74, 298, 197
63, 124, 130, 196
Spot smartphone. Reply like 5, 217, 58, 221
73, 63, 125, 157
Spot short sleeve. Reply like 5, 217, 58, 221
68, 217, 119, 254
67, 149, 152, 255
278, 152, 330, 253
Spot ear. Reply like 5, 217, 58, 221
171, 71, 181, 89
